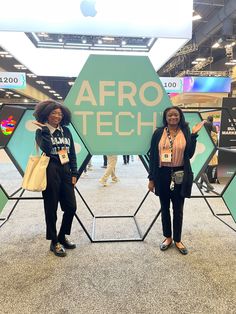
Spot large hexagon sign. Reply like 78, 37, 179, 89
65, 55, 172, 155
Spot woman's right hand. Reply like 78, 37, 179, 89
148, 180, 155, 193
32, 121, 46, 128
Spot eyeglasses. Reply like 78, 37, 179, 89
50, 111, 63, 117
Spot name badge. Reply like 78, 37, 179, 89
58, 149, 69, 164
161, 148, 172, 162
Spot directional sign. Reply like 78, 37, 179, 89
0, 72, 26, 89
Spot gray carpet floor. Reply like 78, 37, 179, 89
0, 155, 235, 314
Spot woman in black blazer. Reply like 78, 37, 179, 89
148, 106, 204, 255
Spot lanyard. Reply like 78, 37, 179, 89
163, 127, 179, 162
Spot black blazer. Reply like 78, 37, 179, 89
148, 126, 198, 198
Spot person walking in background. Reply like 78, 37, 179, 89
99, 155, 118, 186
148, 106, 204, 255
101, 155, 107, 168
199, 116, 218, 192
206, 116, 218, 184
123, 155, 130, 165
33, 100, 77, 257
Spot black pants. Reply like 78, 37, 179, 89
158, 167, 185, 242
103, 155, 107, 166
42, 160, 76, 244
123, 155, 130, 164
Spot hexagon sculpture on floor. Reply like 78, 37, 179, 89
64, 55, 173, 241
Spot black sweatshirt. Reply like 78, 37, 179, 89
35, 126, 77, 176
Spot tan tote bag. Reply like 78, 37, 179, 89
22, 151, 50, 192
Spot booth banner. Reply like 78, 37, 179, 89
0, 186, 8, 214
0, 72, 26, 89
218, 98, 236, 178
219, 98, 236, 147
0, 105, 25, 148
65, 55, 173, 155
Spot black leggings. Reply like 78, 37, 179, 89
158, 167, 185, 242
42, 160, 76, 244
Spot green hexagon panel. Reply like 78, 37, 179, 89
65, 55, 172, 155
222, 173, 236, 222
6, 109, 89, 175
0, 185, 8, 214
184, 112, 215, 180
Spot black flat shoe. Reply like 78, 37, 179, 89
59, 237, 76, 249
50, 242, 66, 257
160, 239, 173, 251
175, 242, 188, 255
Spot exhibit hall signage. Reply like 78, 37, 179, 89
218, 98, 236, 178
160, 77, 183, 93
0, 72, 26, 89
65, 55, 173, 155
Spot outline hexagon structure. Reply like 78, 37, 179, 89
184, 112, 216, 181
222, 172, 236, 222
65, 55, 173, 155
0, 184, 8, 215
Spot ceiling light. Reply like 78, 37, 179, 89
121, 40, 126, 45
225, 62, 236, 66
36, 80, 45, 85
82, 39, 87, 44
38, 33, 49, 37
27, 73, 37, 78
196, 58, 206, 61
191, 61, 198, 64
43, 85, 51, 89
212, 42, 220, 48
14, 64, 27, 69
49, 90, 56, 93
68, 81, 74, 86
97, 39, 103, 44
13, 94, 21, 97
102, 37, 114, 41
192, 14, 202, 21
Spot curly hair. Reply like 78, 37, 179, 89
162, 106, 188, 130
33, 100, 71, 126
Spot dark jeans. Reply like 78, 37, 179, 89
42, 160, 76, 244
103, 155, 107, 166
158, 166, 185, 242
123, 155, 130, 164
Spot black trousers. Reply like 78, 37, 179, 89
158, 167, 185, 242
103, 155, 107, 166
42, 160, 77, 244
123, 155, 130, 164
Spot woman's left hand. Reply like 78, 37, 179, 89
72, 176, 77, 185
192, 121, 205, 134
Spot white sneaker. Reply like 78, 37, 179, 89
99, 178, 108, 186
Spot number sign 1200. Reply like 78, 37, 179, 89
0, 77, 19, 83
